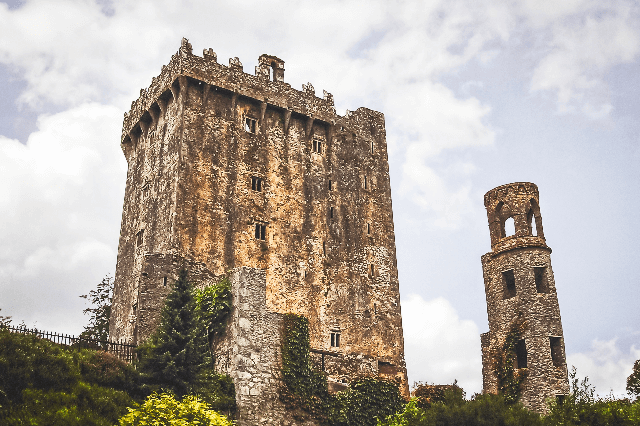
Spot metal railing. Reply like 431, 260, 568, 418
2, 325, 136, 363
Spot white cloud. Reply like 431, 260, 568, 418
0, 102, 125, 334
528, 1, 640, 116
402, 294, 482, 395
568, 339, 640, 398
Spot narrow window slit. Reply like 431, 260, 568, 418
516, 339, 527, 368
251, 176, 263, 192
254, 223, 266, 240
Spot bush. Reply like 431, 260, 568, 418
0, 328, 138, 426
118, 393, 233, 426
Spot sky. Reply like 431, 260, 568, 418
0, 0, 639, 398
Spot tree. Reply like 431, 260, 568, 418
137, 269, 210, 397
628, 359, 640, 399
0, 308, 11, 326
80, 275, 114, 345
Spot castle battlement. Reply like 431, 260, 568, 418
122, 38, 341, 145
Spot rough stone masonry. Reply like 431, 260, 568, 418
108, 38, 409, 424
480, 182, 569, 414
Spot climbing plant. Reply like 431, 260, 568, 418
280, 313, 405, 426
195, 276, 232, 346
492, 312, 528, 404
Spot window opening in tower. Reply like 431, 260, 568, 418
254, 223, 266, 240
251, 176, 263, 192
502, 269, 516, 299
245, 117, 257, 133
534, 267, 549, 293
516, 339, 527, 368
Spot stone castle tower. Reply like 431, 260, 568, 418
480, 182, 569, 413
109, 38, 408, 423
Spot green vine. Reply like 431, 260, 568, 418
280, 314, 405, 426
195, 276, 232, 346
492, 312, 528, 404
193, 275, 235, 414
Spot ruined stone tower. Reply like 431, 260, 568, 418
109, 38, 408, 423
480, 182, 569, 413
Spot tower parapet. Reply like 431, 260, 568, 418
480, 182, 569, 413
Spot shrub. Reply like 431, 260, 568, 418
0, 328, 137, 426
118, 393, 232, 426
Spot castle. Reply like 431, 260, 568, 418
480, 182, 569, 413
109, 38, 408, 424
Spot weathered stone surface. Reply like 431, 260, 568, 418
480, 182, 569, 413
109, 37, 409, 423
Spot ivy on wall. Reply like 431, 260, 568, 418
195, 276, 232, 346
492, 312, 528, 404
280, 313, 405, 426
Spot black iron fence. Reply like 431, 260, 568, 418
2, 325, 137, 363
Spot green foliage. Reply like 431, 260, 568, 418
333, 378, 406, 426
280, 313, 405, 426
137, 269, 235, 413
627, 359, 640, 399
381, 367, 640, 426
492, 312, 528, 404
544, 366, 640, 425
80, 275, 113, 346
412, 382, 465, 408
0, 308, 11, 326
280, 313, 331, 419
137, 269, 209, 397
379, 393, 542, 426
0, 328, 139, 426
195, 276, 232, 345
118, 393, 233, 426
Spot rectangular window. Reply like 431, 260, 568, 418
330, 331, 341, 347
371, 140, 374, 154
251, 176, 263, 192
329, 180, 332, 191
312, 138, 323, 153
163, 276, 167, 287
323, 241, 326, 255
254, 223, 266, 240
369, 264, 375, 277
244, 117, 257, 133
136, 229, 144, 247
364, 175, 368, 189
534, 267, 549, 293
550, 337, 563, 367
330, 207, 334, 219
516, 339, 527, 368
367, 223, 371, 235
502, 270, 516, 299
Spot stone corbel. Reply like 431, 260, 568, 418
202, 83, 211, 107
260, 101, 267, 134
306, 116, 315, 141
231, 92, 238, 121
283, 110, 292, 135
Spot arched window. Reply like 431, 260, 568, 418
527, 208, 537, 236
504, 217, 515, 237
